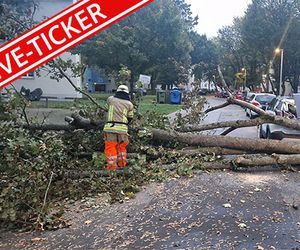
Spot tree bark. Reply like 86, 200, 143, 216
201, 154, 300, 170
227, 98, 267, 116
178, 147, 247, 156
235, 154, 300, 167
179, 117, 270, 132
217, 65, 233, 97
204, 101, 231, 114
152, 129, 300, 154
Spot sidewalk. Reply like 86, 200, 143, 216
25, 108, 72, 125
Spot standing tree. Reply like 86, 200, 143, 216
73, 0, 197, 90
0, 0, 38, 39
190, 32, 219, 89
216, 0, 300, 93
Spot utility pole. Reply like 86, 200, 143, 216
275, 48, 284, 96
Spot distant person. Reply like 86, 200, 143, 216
103, 85, 134, 171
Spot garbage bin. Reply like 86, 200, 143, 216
157, 91, 166, 104
170, 89, 182, 104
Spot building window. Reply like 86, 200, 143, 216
22, 71, 35, 79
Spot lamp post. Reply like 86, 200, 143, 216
241, 68, 247, 90
275, 48, 284, 96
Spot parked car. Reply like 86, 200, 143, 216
235, 91, 243, 100
245, 93, 276, 118
259, 96, 300, 140
199, 89, 208, 96
244, 91, 255, 102
215, 91, 222, 98
221, 90, 229, 98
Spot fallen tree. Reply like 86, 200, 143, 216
234, 153, 300, 167
6, 113, 105, 131
13, 111, 300, 157
152, 129, 300, 154
3, 66, 300, 231
178, 117, 271, 133
196, 154, 300, 170
180, 110, 300, 133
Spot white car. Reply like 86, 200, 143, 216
259, 96, 300, 140
246, 93, 276, 119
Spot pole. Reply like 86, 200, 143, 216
244, 69, 247, 90
279, 49, 284, 96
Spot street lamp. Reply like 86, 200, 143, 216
241, 68, 247, 90
275, 48, 284, 96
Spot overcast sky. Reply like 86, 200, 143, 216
186, 0, 252, 37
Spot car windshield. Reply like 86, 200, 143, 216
267, 98, 278, 110
256, 95, 274, 103
249, 94, 255, 101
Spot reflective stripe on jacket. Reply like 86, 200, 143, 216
103, 96, 134, 135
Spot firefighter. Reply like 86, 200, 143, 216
103, 85, 134, 171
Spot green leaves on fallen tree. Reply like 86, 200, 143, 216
0, 126, 99, 229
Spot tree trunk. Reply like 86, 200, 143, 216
201, 154, 300, 170
178, 147, 247, 156
152, 129, 300, 154
179, 118, 270, 132
235, 154, 300, 167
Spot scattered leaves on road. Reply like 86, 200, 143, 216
223, 203, 232, 208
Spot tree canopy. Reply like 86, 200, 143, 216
0, 0, 37, 39
73, 0, 199, 89
216, 0, 300, 93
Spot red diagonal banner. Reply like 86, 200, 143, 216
0, 0, 153, 89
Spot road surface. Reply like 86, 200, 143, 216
1, 172, 299, 250
196, 96, 258, 138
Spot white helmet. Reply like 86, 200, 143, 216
117, 85, 129, 94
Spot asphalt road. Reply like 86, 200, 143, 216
169, 96, 258, 139
1, 172, 299, 250
200, 97, 258, 139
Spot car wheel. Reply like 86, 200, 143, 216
266, 127, 271, 139
259, 126, 264, 138
249, 110, 253, 119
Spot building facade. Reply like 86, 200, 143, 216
7, 0, 82, 99
83, 67, 117, 93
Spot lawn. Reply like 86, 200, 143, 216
28, 94, 182, 115
137, 95, 182, 114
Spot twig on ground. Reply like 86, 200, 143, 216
36, 171, 54, 229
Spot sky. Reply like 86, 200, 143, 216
186, 0, 252, 38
